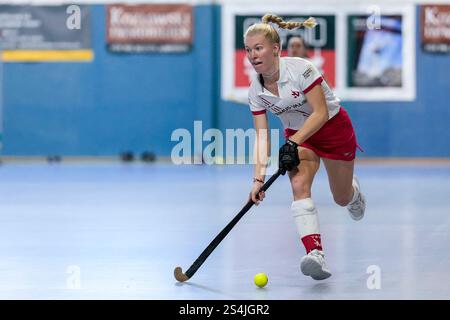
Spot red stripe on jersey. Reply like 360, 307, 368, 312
252, 110, 266, 115
303, 77, 323, 94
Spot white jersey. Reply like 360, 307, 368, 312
248, 57, 340, 130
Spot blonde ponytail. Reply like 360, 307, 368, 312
244, 14, 317, 49
262, 14, 317, 30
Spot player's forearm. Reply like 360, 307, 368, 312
289, 111, 328, 145
253, 131, 270, 180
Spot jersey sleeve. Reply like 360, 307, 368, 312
299, 62, 323, 94
248, 91, 266, 116
249, 98, 266, 115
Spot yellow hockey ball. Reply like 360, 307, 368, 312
254, 273, 268, 288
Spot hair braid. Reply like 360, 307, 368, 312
262, 14, 317, 30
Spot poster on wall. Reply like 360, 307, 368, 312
234, 15, 336, 88
106, 4, 193, 53
222, 4, 415, 103
0, 5, 93, 62
421, 5, 450, 53
342, 5, 415, 101
223, 6, 336, 104
347, 15, 403, 88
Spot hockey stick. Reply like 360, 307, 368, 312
174, 168, 285, 282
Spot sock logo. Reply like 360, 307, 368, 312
313, 237, 321, 247
301, 234, 323, 253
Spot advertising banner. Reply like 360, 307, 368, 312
0, 5, 92, 62
421, 5, 450, 53
106, 4, 193, 53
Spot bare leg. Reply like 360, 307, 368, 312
288, 147, 321, 200
322, 158, 355, 206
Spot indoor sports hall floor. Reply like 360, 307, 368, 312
0, 160, 449, 299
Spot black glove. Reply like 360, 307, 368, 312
279, 139, 300, 174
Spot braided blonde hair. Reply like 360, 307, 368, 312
244, 14, 317, 47
262, 14, 317, 30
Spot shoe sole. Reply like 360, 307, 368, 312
300, 257, 332, 280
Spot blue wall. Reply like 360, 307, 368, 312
2, 5, 219, 156
1, 5, 449, 157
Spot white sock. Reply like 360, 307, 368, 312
291, 198, 320, 237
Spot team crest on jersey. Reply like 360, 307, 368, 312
302, 66, 313, 79
291, 90, 300, 98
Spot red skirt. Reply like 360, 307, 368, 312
284, 107, 361, 161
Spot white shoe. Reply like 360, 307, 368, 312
300, 249, 332, 280
347, 176, 366, 221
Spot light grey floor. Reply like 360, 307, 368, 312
0, 161, 449, 299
